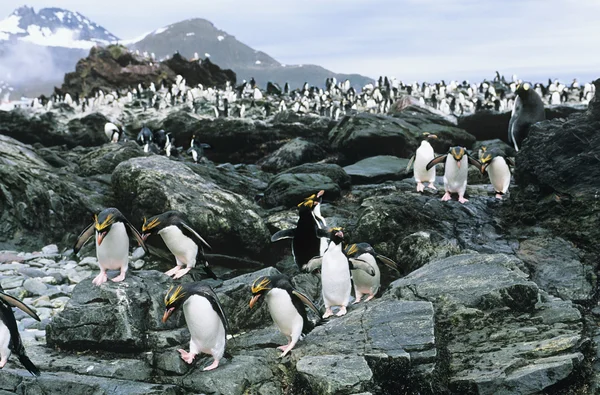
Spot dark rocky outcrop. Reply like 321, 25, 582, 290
163, 53, 236, 89
343, 155, 411, 184
258, 137, 327, 173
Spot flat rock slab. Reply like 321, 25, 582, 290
296, 355, 373, 394
344, 155, 411, 184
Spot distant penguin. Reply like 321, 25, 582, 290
74, 208, 148, 286
270, 190, 328, 268
344, 243, 398, 303
303, 228, 375, 318
407, 133, 438, 192
162, 283, 228, 371
104, 122, 121, 143
508, 82, 545, 152
426, 147, 482, 204
141, 211, 215, 279
188, 135, 211, 163
249, 274, 320, 357
137, 126, 154, 153
479, 147, 515, 199
0, 287, 40, 376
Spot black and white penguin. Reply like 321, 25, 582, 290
343, 243, 398, 303
270, 190, 328, 269
188, 135, 211, 163
249, 274, 320, 357
104, 122, 121, 143
303, 228, 375, 318
137, 126, 154, 153
407, 133, 438, 192
479, 147, 515, 199
508, 82, 545, 152
74, 208, 148, 286
0, 288, 40, 375
426, 147, 482, 204
162, 283, 228, 371
141, 211, 215, 279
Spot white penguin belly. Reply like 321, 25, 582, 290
183, 295, 226, 357
96, 222, 129, 271
266, 289, 303, 338
444, 156, 468, 193
414, 143, 436, 183
0, 320, 11, 361
488, 157, 511, 193
158, 225, 198, 267
351, 253, 380, 295
321, 244, 351, 307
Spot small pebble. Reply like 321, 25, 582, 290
41, 244, 59, 255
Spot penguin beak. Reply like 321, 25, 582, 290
141, 233, 150, 241
162, 307, 175, 323
456, 160, 461, 169
97, 231, 108, 246
249, 294, 261, 309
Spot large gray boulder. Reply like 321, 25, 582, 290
259, 137, 327, 173
343, 155, 411, 184
112, 155, 271, 259
78, 141, 145, 176
263, 173, 341, 208
281, 163, 351, 190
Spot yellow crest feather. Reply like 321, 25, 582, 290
251, 277, 271, 294
164, 285, 185, 306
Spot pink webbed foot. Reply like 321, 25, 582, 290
172, 267, 191, 279
441, 192, 452, 202
458, 196, 469, 204
322, 308, 333, 319
178, 349, 196, 364
203, 359, 220, 371
280, 342, 297, 357
336, 306, 347, 317
92, 271, 108, 286
416, 182, 425, 192
364, 294, 375, 302
352, 294, 362, 304
0, 357, 7, 368
111, 269, 127, 282
165, 266, 182, 277
428, 183, 437, 190
495, 193, 503, 199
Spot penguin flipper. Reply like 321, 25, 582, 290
180, 222, 212, 251
73, 222, 95, 254
467, 155, 483, 172
375, 254, 399, 271
271, 228, 295, 242
426, 154, 447, 171
302, 256, 323, 272
124, 220, 149, 253
505, 157, 516, 167
0, 292, 40, 321
406, 155, 415, 172
349, 258, 376, 276
203, 263, 218, 280
292, 290, 320, 315
17, 352, 40, 376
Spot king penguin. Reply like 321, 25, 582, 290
508, 82, 545, 152
162, 283, 228, 371
426, 146, 482, 204
407, 133, 438, 192
249, 274, 320, 357
270, 191, 328, 269
479, 147, 515, 199
0, 287, 41, 375
74, 208, 148, 286
141, 211, 215, 279
344, 243, 398, 303
303, 228, 375, 318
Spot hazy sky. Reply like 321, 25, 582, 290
2, 0, 600, 82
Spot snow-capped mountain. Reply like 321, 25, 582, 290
0, 6, 118, 49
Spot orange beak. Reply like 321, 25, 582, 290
97, 231, 108, 246
141, 233, 150, 241
162, 307, 175, 323
317, 190, 325, 198
456, 160, 461, 169
249, 294, 261, 308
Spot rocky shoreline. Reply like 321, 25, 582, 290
0, 76, 598, 394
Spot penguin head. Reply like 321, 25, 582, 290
94, 208, 123, 246
162, 284, 189, 322
141, 211, 184, 240
515, 82, 532, 98
297, 190, 325, 212
249, 275, 274, 308
343, 242, 373, 258
449, 146, 467, 165
329, 227, 344, 245
422, 132, 438, 141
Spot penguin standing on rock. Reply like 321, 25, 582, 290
74, 208, 148, 286
141, 211, 215, 279
137, 126, 154, 153
0, 287, 41, 375
407, 133, 438, 192
162, 283, 228, 371
344, 243, 398, 303
104, 122, 121, 143
479, 147, 514, 199
303, 228, 375, 318
508, 82, 545, 152
188, 135, 211, 163
249, 274, 320, 357
426, 147, 482, 204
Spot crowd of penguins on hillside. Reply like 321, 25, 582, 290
0, 69, 575, 374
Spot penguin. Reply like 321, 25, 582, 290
0, 287, 40, 376
344, 243, 398, 303
407, 133, 438, 192
303, 228, 375, 318
153, 129, 169, 154
74, 208, 148, 286
104, 122, 121, 143
137, 126, 154, 153
426, 147, 482, 204
162, 283, 228, 371
508, 82, 545, 152
141, 211, 215, 279
248, 274, 320, 357
479, 147, 515, 199
188, 135, 211, 163
270, 190, 328, 269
